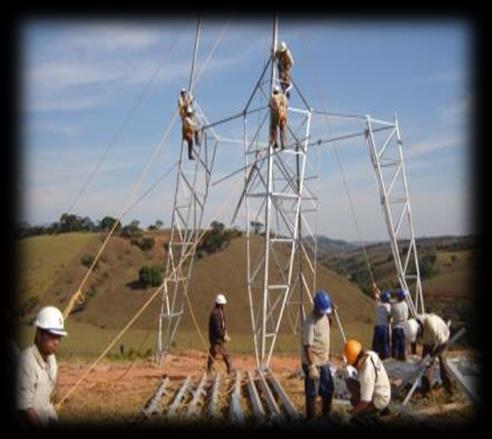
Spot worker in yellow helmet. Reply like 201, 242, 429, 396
269, 85, 288, 150
275, 41, 294, 98
343, 339, 391, 418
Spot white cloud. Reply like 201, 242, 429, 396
405, 136, 461, 158
441, 95, 471, 120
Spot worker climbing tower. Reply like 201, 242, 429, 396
237, 18, 319, 369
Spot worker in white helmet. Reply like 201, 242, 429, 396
275, 41, 294, 98
206, 293, 233, 374
17, 306, 67, 429
182, 107, 201, 160
270, 85, 288, 150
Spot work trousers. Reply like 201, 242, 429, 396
391, 327, 407, 361
301, 363, 334, 419
207, 341, 232, 374
371, 325, 390, 360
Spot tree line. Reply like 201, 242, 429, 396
14, 213, 164, 239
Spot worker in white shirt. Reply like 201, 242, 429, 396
390, 289, 409, 360
404, 313, 453, 396
371, 283, 391, 360
17, 306, 67, 429
343, 339, 391, 418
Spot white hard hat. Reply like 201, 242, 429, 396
34, 306, 67, 336
272, 85, 280, 93
402, 318, 419, 343
279, 41, 287, 52
186, 107, 193, 115
181, 88, 187, 93
215, 293, 227, 305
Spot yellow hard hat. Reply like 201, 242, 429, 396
344, 339, 362, 366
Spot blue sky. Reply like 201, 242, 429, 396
19, 17, 472, 242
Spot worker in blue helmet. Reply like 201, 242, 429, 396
390, 289, 409, 361
371, 283, 391, 360
300, 289, 335, 419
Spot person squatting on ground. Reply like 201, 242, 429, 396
275, 41, 294, 98
343, 339, 391, 419
207, 293, 233, 374
17, 306, 67, 430
403, 313, 453, 396
371, 283, 391, 360
269, 85, 288, 150
390, 289, 409, 361
300, 290, 335, 420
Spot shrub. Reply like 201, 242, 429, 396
139, 266, 162, 287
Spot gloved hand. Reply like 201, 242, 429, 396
308, 364, 320, 380
224, 333, 231, 343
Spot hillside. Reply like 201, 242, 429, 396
16, 231, 374, 345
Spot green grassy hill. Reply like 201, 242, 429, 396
15, 231, 374, 357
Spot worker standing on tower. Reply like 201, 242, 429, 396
275, 41, 294, 98
182, 107, 201, 161
178, 88, 194, 120
269, 85, 288, 150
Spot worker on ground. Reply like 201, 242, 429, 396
269, 85, 288, 150
371, 283, 391, 360
390, 289, 409, 361
301, 289, 335, 420
17, 306, 67, 429
207, 293, 233, 375
275, 41, 294, 98
343, 339, 391, 418
408, 314, 453, 397
178, 88, 194, 120
182, 107, 201, 161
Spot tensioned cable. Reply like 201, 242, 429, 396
63, 21, 231, 320
56, 19, 234, 408
65, 30, 182, 216
300, 34, 376, 288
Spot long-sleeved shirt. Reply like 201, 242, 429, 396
209, 306, 226, 345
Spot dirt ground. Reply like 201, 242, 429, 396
55, 349, 477, 428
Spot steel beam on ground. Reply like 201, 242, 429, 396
229, 371, 245, 425
266, 372, 301, 420
444, 357, 480, 404
246, 370, 266, 422
208, 373, 221, 419
185, 373, 208, 418
142, 376, 169, 418
167, 376, 191, 418
256, 369, 283, 423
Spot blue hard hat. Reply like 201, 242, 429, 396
397, 289, 407, 301
313, 290, 332, 314
381, 291, 391, 303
